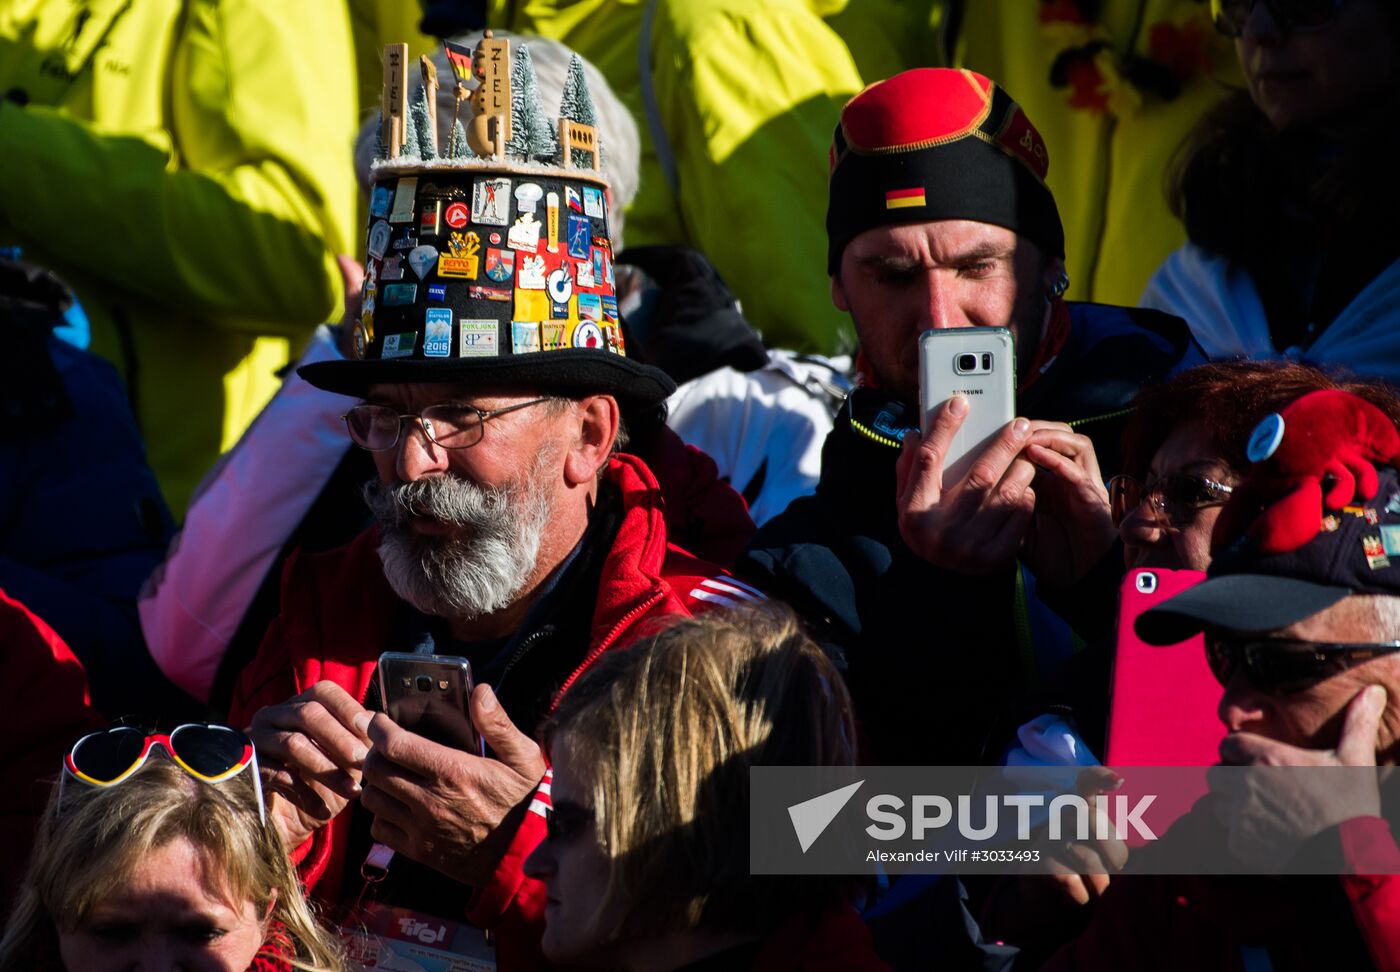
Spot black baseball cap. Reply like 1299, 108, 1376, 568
1138, 465, 1400, 645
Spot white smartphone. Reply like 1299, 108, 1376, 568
918, 327, 1016, 486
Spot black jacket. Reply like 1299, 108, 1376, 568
739, 303, 1203, 765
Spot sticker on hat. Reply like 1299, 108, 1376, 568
382, 332, 417, 358
546, 192, 560, 253
514, 183, 543, 214
1382, 525, 1400, 557
542, 323, 566, 350
512, 321, 541, 354
383, 283, 418, 306
351, 322, 368, 359
575, 258, 595, 288
408, 245, 439, 280
444, 201, 470, 229
566, 186, 582, 212
508, 213, 542, 253
1248, 413, 1285, 463
472, 178, 511, 225
439, 231, 481, 279
567, 215, 590, 259
459, 320, 498, 357
389, 178, 418, 223
469, 285, 511, 301
392, 231, 419, 252
518, 254, 546, 290
380, 254, 405, 281
583, 186, 605, 219
420, 202, 442, 237
578, 292, 602, 321
546, 267, 573, 304
1363, 534, 1391, 571
572, 320, 603, 349
424, 309, 453, 357
485, 248, 515, 283
368, 221, 392, 260
427, 284, 447, 302
370, 185, 393, 219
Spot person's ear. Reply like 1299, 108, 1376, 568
1043, 257, 1068, 299
261, 888, 279, 926
563, 395, 619, 486
831, 271, 850, 312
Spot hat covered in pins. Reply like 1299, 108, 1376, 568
300, 34, 674, 405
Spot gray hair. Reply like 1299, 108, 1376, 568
353, 32, 640, 250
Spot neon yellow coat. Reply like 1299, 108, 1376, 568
493, 0, 863, 353
953, 0, 1241, 306
0, 0, 358, 514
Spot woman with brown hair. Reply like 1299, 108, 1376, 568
1141, 0, 1400, 380
523, 603, 888, 971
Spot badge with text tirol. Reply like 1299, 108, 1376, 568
338, 902, 495, 972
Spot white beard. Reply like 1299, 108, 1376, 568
363, 452, 554, 621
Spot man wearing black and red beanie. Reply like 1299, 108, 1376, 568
741, 68, 1204, 765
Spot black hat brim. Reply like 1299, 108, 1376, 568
1135, 574, 1353, 646
299, 350, 677, 405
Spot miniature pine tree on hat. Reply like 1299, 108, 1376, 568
411, 83, 436, 159
507, 45, 558, 163
401, 92, 421, 159
557, 53, 602, 168
449, 117, 468, 159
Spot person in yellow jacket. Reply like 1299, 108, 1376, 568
0, 0, 358, 514
951, 0, 1241, 307
487, 0, 863, 353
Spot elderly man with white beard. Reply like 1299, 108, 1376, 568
227, 108, 746, 965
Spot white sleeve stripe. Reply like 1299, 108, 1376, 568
699, 578, 761, 602
689, 588, 742, 607
528, 798, 550, 817
713, 575, 766, 599
537, 782, 552, 796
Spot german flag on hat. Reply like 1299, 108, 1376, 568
826, 69, 1064, 273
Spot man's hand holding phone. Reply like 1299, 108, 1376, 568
360, 683, 548, 887
896, 395, 1039, 574
249, 680, 373, 853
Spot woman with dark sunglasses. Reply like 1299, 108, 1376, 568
1143, 0, 1400, 383
0, 742, 343, 971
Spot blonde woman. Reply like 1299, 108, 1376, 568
524, 604, 888, 971
0, 725, 342, 972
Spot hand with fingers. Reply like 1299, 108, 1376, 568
247, 680, 373, 853
1019, 423, 1117, 584
1212, 684, 1387, 870
360, 684, 547, 887
895, 395, 1039, 575
981, 767, 1128, 948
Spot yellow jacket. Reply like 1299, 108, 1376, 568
0, 0, 358, 513
493, 0, 863, 353
953, 0, 1241, 306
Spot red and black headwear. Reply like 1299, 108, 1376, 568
826, 68, 1065, 274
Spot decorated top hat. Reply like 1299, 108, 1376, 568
300, 35, 674, 405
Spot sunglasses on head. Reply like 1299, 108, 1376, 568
62, 724, 265, 823
1210, 0, 1346, 37
1205, 634, 1400, 695
1108, 473, 1234, 528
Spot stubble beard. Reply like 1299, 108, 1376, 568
363, 449, 556, 622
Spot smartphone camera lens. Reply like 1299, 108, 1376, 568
415, 675, 433, 692
956, 353, 977, 373
1135, 572, 1158, 594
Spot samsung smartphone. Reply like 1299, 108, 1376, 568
377, 652, 482, 755
1105, 568, 1225, 766
917, 327, 1016, 486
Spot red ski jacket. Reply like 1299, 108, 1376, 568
229, 453, 753, 969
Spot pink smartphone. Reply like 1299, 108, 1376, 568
1105, 567, 1225, 766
